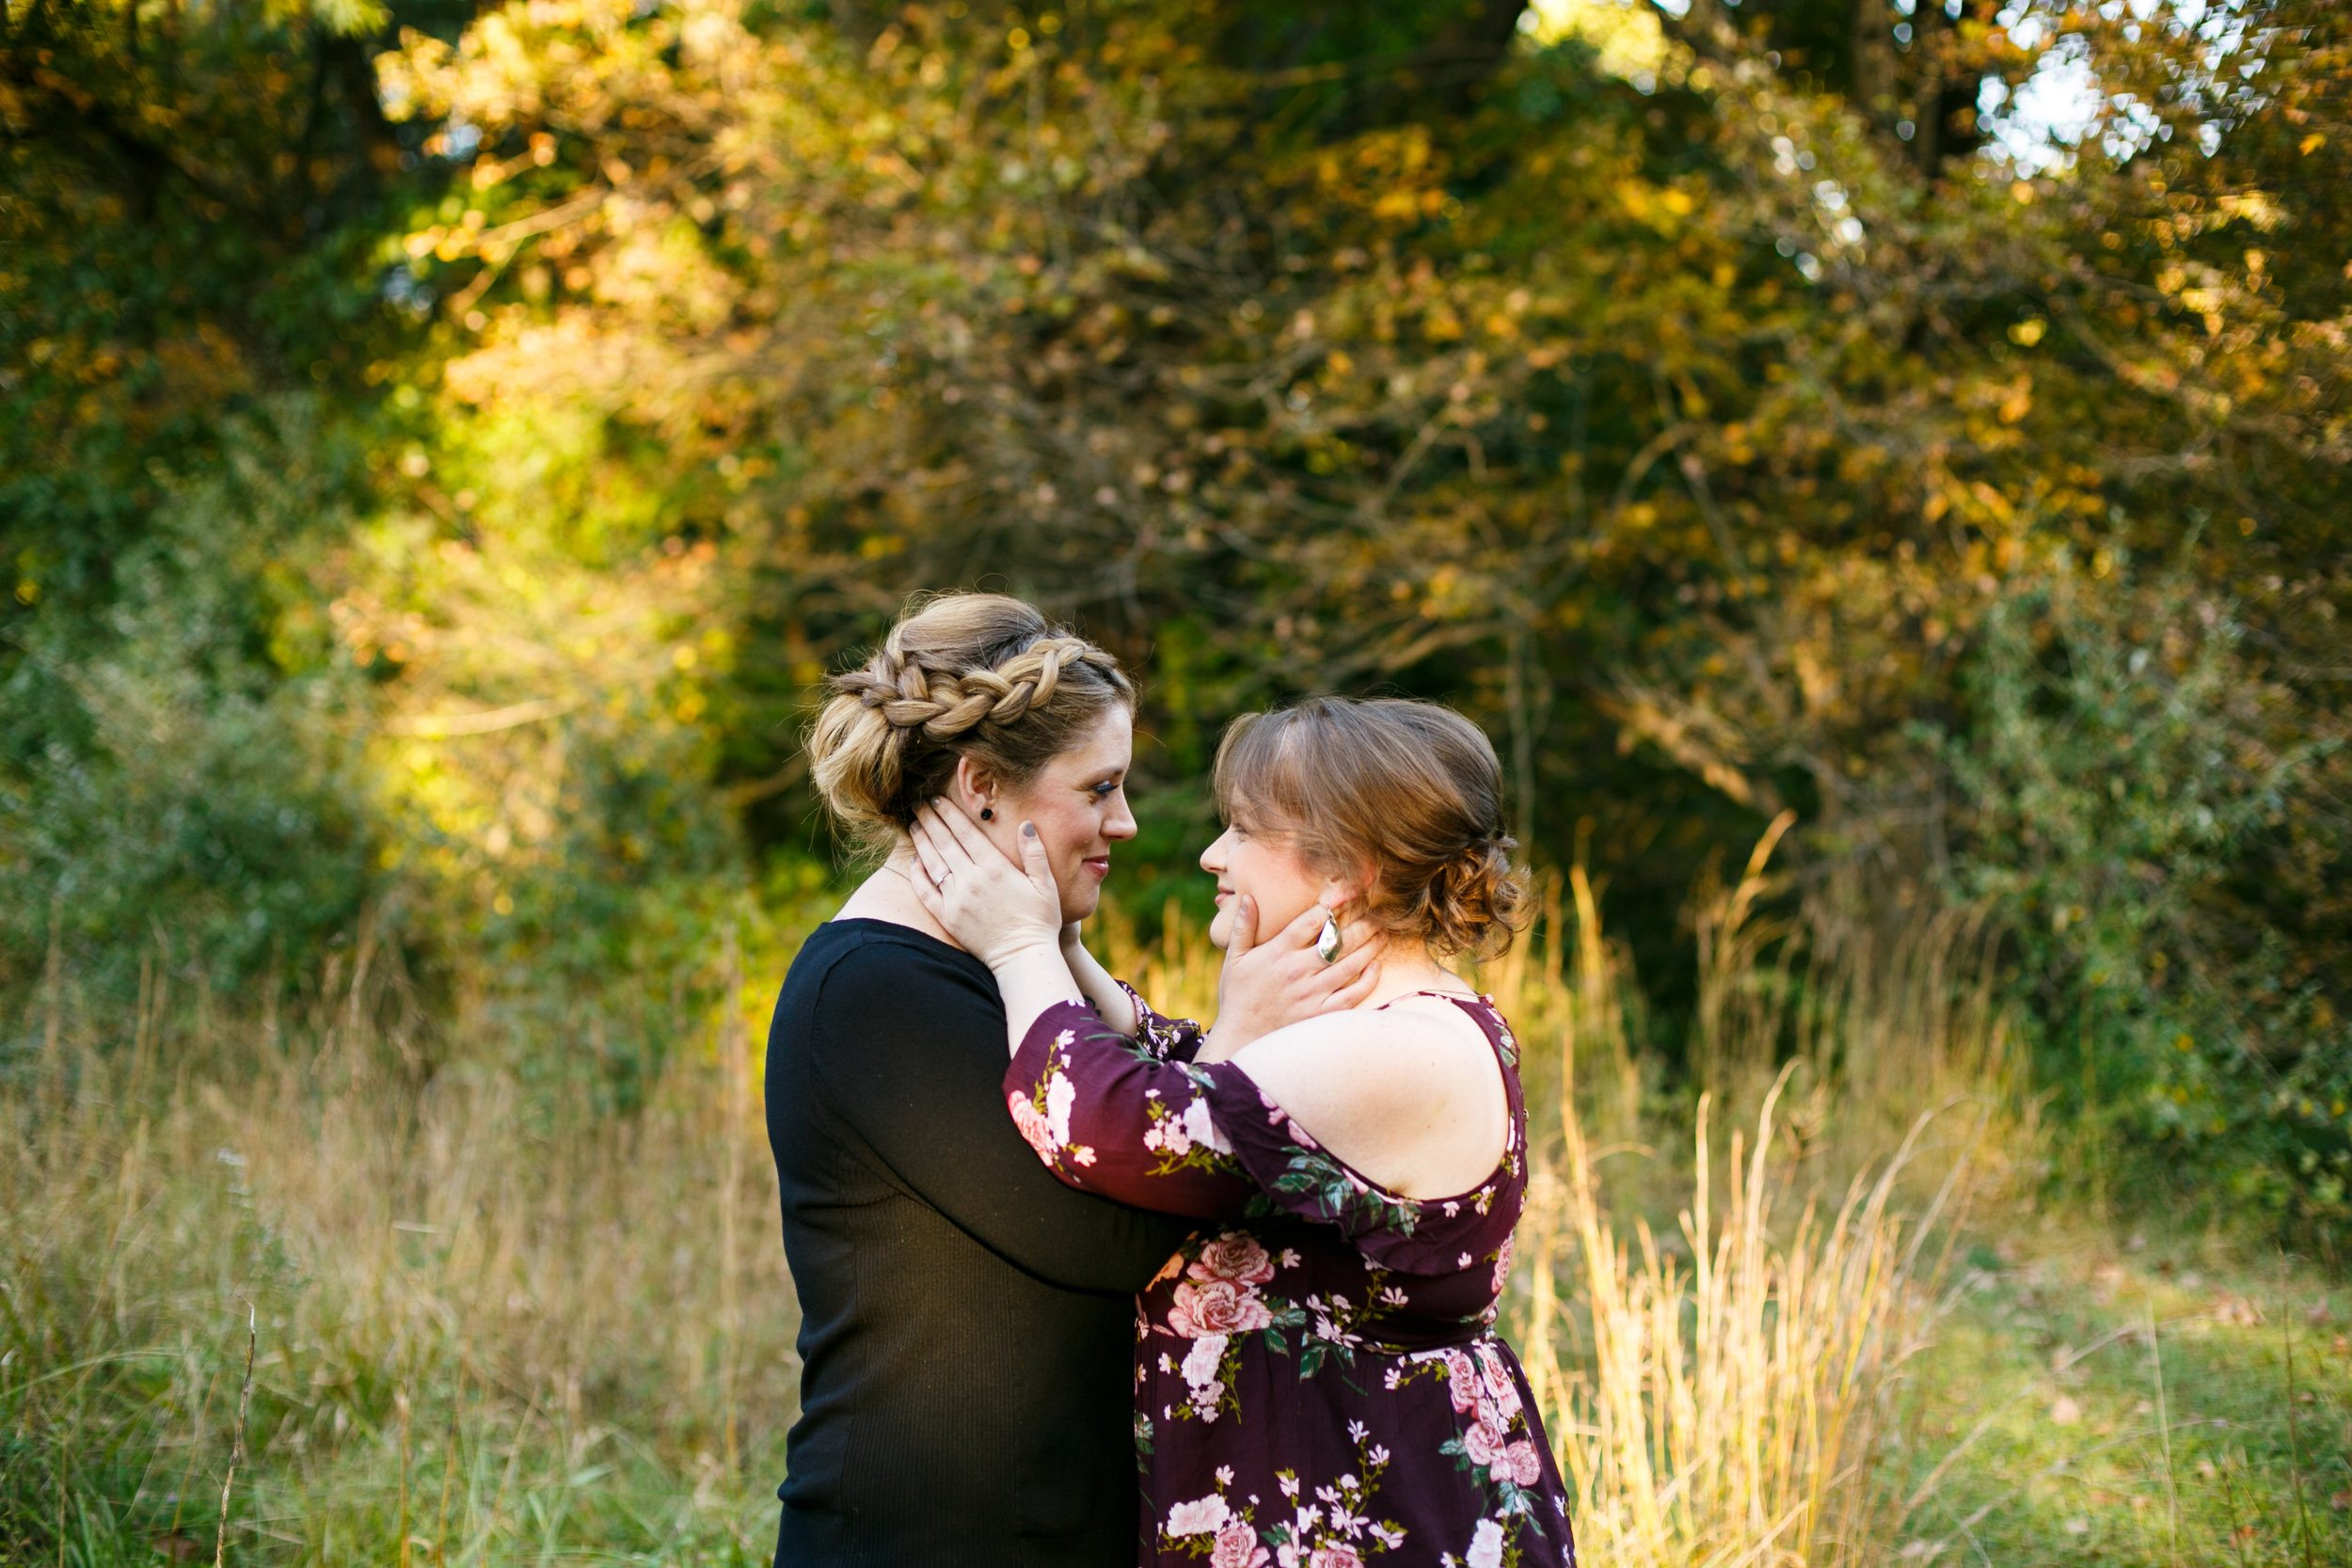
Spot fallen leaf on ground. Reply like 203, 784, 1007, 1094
2214, 1293, 2263, 1326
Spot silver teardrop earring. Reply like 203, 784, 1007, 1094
1314, 909, 1343, 965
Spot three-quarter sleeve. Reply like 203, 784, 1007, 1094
1119, 980, 1205, 1064
1009, 991, 1509, 1275
1003, 998, 1259, 1220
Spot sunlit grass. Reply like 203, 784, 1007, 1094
0, 947, 793, 1566
4, 875, 2341, 1565
1890, 1218, 2352, 1568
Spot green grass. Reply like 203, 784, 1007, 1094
1895, 1218, 2351, 1567
7, 895, 2343, 1565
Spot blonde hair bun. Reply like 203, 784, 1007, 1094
808, 594, 1132, 852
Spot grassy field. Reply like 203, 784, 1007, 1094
3, 885, 2342, 1566
1896, 1221, 2350, 1568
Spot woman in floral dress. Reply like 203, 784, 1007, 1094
910, 697, 1576, 1568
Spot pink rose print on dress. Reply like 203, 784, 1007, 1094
1043, 1069, 1076, 1147
1445, 1349, 1481, 1414
1008, 1092, 1057, 1161
1212, 1519, 1270, 1568
1167, 1494, 1232, 1537
1476, 1342, 1524, 1421
1463, 1417, 1508, 1468
1191, 1235, 1277, 1286
1007, 990, 1572, 1565
1184, 1094, 1233, 1154
1168, 1278, 1274, 1338
1501, 1440, 1544, 1487
1181, 1334, 1229, 1390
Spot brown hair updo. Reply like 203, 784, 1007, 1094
1213, 697, 1528, 959
808, 593, 1134, 854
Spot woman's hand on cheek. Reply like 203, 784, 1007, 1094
909, 800, 1067, 968
1201, 900, 1381, 1059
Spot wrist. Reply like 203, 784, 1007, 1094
992, 932, 1067, 962
1199, 1021, 1250, 1063
985, 937, 1081, 987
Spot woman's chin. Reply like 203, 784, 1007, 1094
1062, 885, 1104, 925
1206, 911, 1232, 950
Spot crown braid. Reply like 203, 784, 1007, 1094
834, 634, 1122, 741
807, 594, 1136, 853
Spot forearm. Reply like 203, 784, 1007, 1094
1062, 934, 1139, 1035
1194, 1022, 1248, 1064
1006, 1001, 1257, 1219
992, 943, 1089, 1057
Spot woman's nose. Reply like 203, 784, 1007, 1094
1199, 830, 1231, 874
1104, 799, 1138, 841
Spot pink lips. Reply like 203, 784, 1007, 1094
1083, 857, 1111, 879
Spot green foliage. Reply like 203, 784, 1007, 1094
0, 0, 436, 1010
0, 401, 374, 1007
3, 0, 2347, 1230
1933, 559, 2349, 1243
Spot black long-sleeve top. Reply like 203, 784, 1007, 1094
763, 918, 1194, 1567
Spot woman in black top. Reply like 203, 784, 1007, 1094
768, 594, 1375, 1566
766, 919, 1188, 1563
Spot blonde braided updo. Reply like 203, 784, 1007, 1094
809, 594, 1133, 852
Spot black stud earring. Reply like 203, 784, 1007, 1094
979, 806, 994, 820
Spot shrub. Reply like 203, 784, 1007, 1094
1938, 558, 2349, 1251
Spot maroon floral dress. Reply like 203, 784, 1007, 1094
1004, 988, 1576, 1568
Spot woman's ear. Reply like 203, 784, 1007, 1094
950, 754, 998, 818
1320, 860, 1375, 918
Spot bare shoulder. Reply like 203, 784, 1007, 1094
1228, 992, 1505, 1195
1232, 1006, 1422, 1080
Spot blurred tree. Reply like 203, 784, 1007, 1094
5, 0, 2345, 1230
1678, 0, 2013, 169
0, 0, 435, 995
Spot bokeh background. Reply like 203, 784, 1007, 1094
4, 2, 2348, 1563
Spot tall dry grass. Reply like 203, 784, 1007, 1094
1101, 845, 2021, 1568
1509, 844, 2014, 1568
1516, 1083, 1949, 1568
8, 847, 2019, 1565
1, 928, 794, 1564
